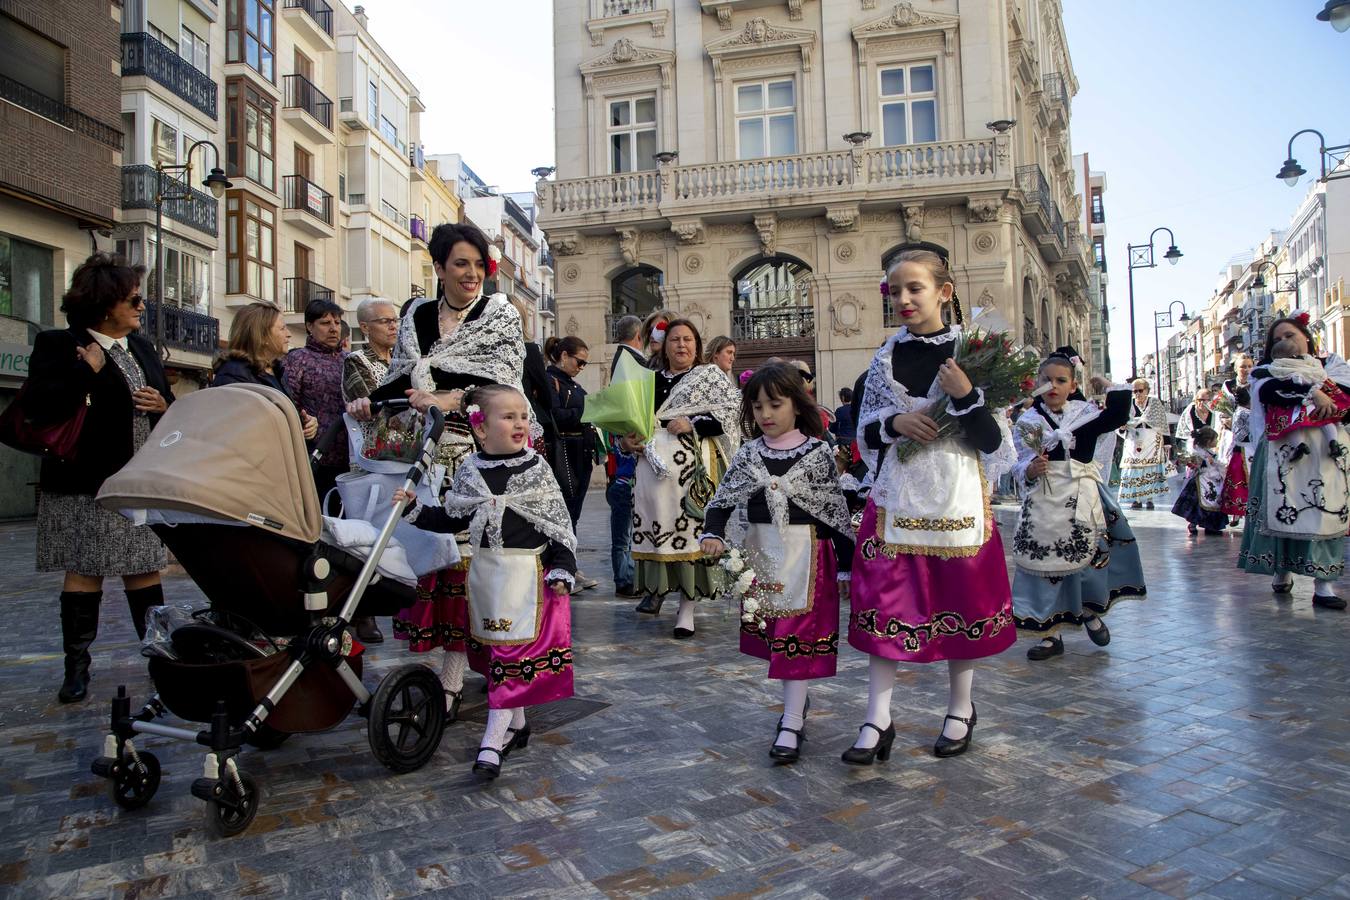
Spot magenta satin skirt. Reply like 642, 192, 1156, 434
739, 539, 840, 681
849, 500, 1015, 663
467, 583, 574, 710
392, 565, 471, 653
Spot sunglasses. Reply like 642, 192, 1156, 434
128, 294, 145, 309
570, 356, 588, 369
1132, 388, 1147, 393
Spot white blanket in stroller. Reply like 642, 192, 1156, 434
321, 516, 460, 586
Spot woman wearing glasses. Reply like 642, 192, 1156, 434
1118, 379, 1170, 509
342, 298, 400, 402
545, 336, 599, 538
24, 253, 174, 703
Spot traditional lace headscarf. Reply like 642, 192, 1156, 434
706, 438, 852, 543
439, 450, 577, 554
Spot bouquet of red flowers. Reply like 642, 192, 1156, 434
895, 330, 1041, 462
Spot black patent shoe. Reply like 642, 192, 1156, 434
672, 626, 695, 640
504, 724, 531, 755
354, 616, 384, 644
472, 746, 503, 780
1272, 578, 1294, 595
769, 720, 805, 763
635, 594, 664, 615
1026, 635, 1063, 661
841, 722, 895, 765
1130, 502, 1143, 510
1085, 619, 1111, 647
444, 688, 463, 724
1145, 501, 1155, 510
1187, 522, 1198, 535
1313, 594, 1347, 610
934, 706, 977, 758
57, 666, 90, 704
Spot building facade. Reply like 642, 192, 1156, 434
1075, 152, 1109, 379
540, 0, 1095, 399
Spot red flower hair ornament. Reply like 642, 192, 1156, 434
1294, 311, 1311, 328
487, 244, 501, 277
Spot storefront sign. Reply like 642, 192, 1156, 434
0, 342, 30, 379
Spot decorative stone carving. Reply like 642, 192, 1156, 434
617, 228, 640, 267
976, 287, 996, 310
835, 242, 857, 263
563, 265, 580, 284
967, 197, 1002, 223
754, 214, 778, 257
710, 223, 752, 238
682, 302, 711, 334
826, 205, 859, 232
683, 254, 704, 274
552, 234, 582, 256
900, 204, 925, 241
830, 293, 865, 337
565, 316, 580, 337
787, 0, 803, 20
853, 2, 960, 57
707, 16, 817, 77
862, 0, 877, 8
972, 231, 998, 254
670, 219, 704, 244
777, 217, 814, 233
716, 6, 732, 29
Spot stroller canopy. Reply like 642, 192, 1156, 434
98, 384, 322, 543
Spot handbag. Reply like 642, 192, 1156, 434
0, 381, 90, 461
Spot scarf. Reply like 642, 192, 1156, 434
439, 450, 577, 554
706, 438, 852, 549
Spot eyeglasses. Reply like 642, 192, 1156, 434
573, 358, 588, 369
1132, 388, 1147, 393
128, 294, 145, 309
366, 317, 399, 327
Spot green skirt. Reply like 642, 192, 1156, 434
1236, 441, 1346, 579
635, 558, 725, 602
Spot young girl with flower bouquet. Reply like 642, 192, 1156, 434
395, 384, 576, 780
1010, 348, 1146, 661
699, 365, 854, 764
848, 242, 1033, 764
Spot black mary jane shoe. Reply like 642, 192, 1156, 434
1187, 523, 1198, 535
1026, 635, 1064, 661
444, 688, 464, 724
769, 720, 805, 764
1203, 528, 1224, 536
1271, 579, 1294, 595
1129, 502, 1143, 510
635, 594, 665, 615
472, 746, 504, 780
933, 706, 977, 758
841, 722, 895, 765
1085, 620, 1111, 647
1145, 501, 1155, 510
505, 724, 531, 754
1313, 594, 1348, 610
672, 626, 695, 640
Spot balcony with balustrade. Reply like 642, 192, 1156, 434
1015, 164, 1067, 259
282, 174, 334, 238
121, 166, 219, 239
121, 32, 217, 121
538, 136, 1009, 233
587, 0, 667, 46
282, 277, 335, 314
143, 302, 220, 358
410, 215, 428, 245
409, 144, 426, 182
282, 74, 333, 144
282, 0, 335, 51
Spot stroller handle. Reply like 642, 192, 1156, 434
423, 404, 445, 446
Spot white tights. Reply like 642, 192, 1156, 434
852, 656, 977, 748
775, 680, 809, 749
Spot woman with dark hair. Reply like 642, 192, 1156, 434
348, 221, 530, 714
1238, 315, 1350, 609
620, 319, 742, 638
285, 297, 347, 506
24, 253, 174, 702
544, 335, 598, 530
700, 364, 854, 763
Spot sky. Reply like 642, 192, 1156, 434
350, 1, 1349, 375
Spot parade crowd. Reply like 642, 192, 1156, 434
18, 225, 1350, 782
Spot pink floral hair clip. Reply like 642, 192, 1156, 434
466, 404, 486, 428
738, 369, 754, 386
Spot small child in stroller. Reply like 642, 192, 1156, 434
395, 384, 577, 780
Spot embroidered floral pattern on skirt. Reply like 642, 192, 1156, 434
738, 538, 840, 680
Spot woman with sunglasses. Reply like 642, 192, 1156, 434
545, 337, 599, 543
1118, 379, 1170, 510
23, 253, 174, 703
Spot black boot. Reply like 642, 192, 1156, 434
58, 591, 101, 703
124, 584, 163, 642
354, 616, 384, 644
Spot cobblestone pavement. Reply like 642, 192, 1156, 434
1, 493, 1349, 899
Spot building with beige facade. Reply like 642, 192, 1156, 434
409, 156, 465, 304
539, 0, 1095, 399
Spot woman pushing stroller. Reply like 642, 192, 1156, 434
395, 384, 575, 780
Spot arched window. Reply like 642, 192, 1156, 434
609, 265, 663, 341
730, 255, 814, 371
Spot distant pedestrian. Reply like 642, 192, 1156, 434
706, 336, 737, 383
607, 315, 643, 597
832, 387, 856, 444
286, 298, 348, 509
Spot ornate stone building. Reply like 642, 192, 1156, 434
539, 0, 1094, 399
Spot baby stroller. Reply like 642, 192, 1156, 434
89, 384, 449, 837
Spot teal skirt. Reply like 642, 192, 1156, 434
1236, 441, 1346, 579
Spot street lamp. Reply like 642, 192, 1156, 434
1276, 128, 1350, 187
1317, 0, 1350, 31
1248, 257, 1299, 310
154, 140, 229, 357
1126, 226, 1183, 376
1153, 301, 1190, 405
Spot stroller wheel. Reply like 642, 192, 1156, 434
110, 751, 161, 810
243, 724, 291, 751
204, 772, 260, 838
369, 664, 447, 774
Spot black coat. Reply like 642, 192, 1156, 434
211, 357, 289, 395
26, 327, 174, 496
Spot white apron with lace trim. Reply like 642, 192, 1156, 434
1261, 426, 1350, 540
466, 546, 544, 646
743, 523, 816, 615
1012, 459, 1106, 575
881, 440, 987, 551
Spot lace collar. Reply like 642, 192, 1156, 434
756, 436, 816, 459
660, 367, 694, 380
471, 448, 537, 469
894, 325, 957, 346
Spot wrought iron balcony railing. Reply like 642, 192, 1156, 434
121, 165, 219, 237
282, 74, 333, 130
282, 277, 335, 314
0, 73, 122, 150
282, 0, 334, 36
1043, 72, 1069, 109
282, 174, 333, 225
410, 215, 428, 242
1016, 164, 1067, 247
121, 32, 217, 120
731, 306, 815, 342
143, 301, 220, 355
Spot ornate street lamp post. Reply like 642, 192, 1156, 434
154, 140, 229, 357
1126, 227, 1183, 376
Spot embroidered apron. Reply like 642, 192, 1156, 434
1261, 426, 1350, 540
1013, 459, 1106, 575
466, 546, 545, 646
879, 439, 987, 554
743, 523, 816, 616
633, 429, 712, 561
1198, 461, 1225, 512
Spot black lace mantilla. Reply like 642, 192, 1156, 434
851, 607, 1013, 653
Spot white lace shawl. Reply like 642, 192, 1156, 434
1175, 402, 1216, 446
857, 327, 1016, 508
1126, 396, 1168, 432
383, 293, 526, 395
705, 438, 852, 541
656, 363, 744, 462
350, 347, 390, 387
1250, 352, 1350, 444
439, 450, 577, 555
1012, 400, 1104, 484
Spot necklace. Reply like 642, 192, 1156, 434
439, 295, 478, 330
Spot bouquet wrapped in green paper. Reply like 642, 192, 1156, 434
582, 351, 656, 441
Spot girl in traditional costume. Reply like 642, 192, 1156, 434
1238, 316, 1350, 610
620, 319, 742, 639
1171, 426, 1227, 535
848, 243, 1017, 763
396, 384, 576, 779
1219, 355, 1254, 524
1011, 348, 1146, 660
1118, 379, 1171, 509
699, 365, 854, 764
